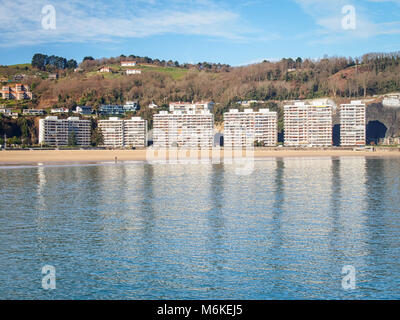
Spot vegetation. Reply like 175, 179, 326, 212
26, 52, 400, 117
3, 52, 399, 116
68, 131, 77, 146
31, 53, 77, 71
90, 118, 103, 146
2, 51, 400, 145
79, 54, 230, 73
0, 115, 37, 145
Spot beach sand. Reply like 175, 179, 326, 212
1, 148, 400, 165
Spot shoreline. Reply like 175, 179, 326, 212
1, 149, 400, 165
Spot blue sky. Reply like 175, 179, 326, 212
1, 0, 400, 66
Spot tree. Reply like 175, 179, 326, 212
83, 56, 94, 61
31, 53, 75, 70
328, 77, 338, 98
358, 71, 371, 98
67, 59, 78, 69
17, 118, 31, 144
8, 136, 21, 145
91, 127, 104, 146
254, 140, 264, 147
68, 131, 77, 146
32, 53, 48, 70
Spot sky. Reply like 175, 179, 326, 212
0, 0, 400, 66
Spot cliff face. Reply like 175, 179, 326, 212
366, 103, 400, 142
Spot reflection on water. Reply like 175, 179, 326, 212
0, 157, 399, 299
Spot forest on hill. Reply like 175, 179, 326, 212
21, 52, 400, 112
1, 52, 400, 112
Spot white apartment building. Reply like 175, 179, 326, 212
307, 104, 332, 146
124, 117, 147, 148
284, 102, 332, 147
99, 118, 124, 148
39, 116, 91, 146
98, 117, 147, 148
153, 110, 214, 148
169, 101, 214, 113
284, 102, 309, 146
340, 101, 366, 146
224, 109, 277, 147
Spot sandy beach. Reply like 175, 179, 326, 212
1, 148, 400, 165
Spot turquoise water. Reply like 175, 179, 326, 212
0, 157, 399, 299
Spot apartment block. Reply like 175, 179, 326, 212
124, 117, 147, 148
153, 110, 214, 148
169, 101, 215, 113
98, 117, 147, 148
224, 109, 278, 147
39, 116, 91, 146
284, 102, 332, 147
0, 84, 32, 100
99, 118, 124, 147
340, 101, 366, 146
284, 102, 309, 146
307, 104, 332, 146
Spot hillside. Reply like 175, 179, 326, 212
1, 52, 400, 111
1, 52, 400, 144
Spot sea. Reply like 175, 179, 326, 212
0, 157, 399, 299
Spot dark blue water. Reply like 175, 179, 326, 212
0, 157, 400, 299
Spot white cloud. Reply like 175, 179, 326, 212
0, 0, 264, 47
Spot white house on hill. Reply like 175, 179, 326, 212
126, 69, 142, 75
121, 61, 137, 67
